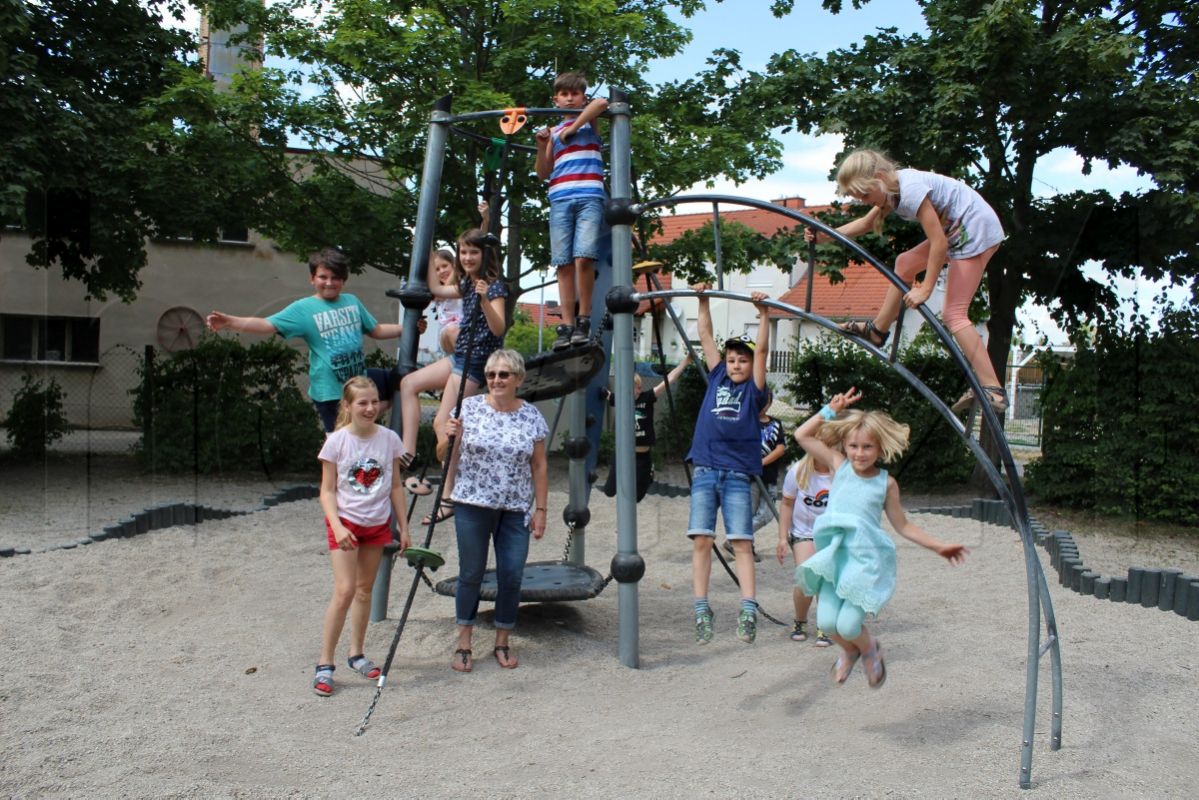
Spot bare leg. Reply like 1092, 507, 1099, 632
791, 539, 816, 621
575, 257, 596, 318
319, 549, 360, 665
556, 263, 577, 325
345, 545, 385, 658
873, 241, 930, 333
399, 358, 452, 455
691, 536, 713, 599
731, 538, 756, 600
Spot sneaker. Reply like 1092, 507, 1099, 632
790, 620, 808, 642
570, 316, 591, 346
553, 324, 573, 351
813, 629, 833, 647
694, 609, 714, 645
737, 609, 757, 644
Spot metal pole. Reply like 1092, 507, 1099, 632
608, 88, 640, 668
374, 94, 451, 624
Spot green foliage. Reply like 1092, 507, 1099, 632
3, 372, 71, 458
652, 363, 707, 461
503, 312, 547, 359
133, 336, 323, 474
1025, 306, 1199, 525
784, 336, 975, 489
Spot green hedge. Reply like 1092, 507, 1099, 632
132, 336, 323, 474
3, 372, 70, 458
783, 335, 976, 489
1025, 309, 1199, 525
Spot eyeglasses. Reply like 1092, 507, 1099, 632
485, 370, 513, 380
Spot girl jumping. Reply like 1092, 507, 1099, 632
398, 228, 508, 519
806, 149, 1007, 413
794, 387, 968, 688
314, 376, 411, 697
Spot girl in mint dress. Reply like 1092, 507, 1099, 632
794, 387, 969, 688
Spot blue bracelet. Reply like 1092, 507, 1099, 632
819, 405, 836, 420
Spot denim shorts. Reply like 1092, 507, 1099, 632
687, 465, 753, 540
550, 196, 605, 267
450, 351, 486, 385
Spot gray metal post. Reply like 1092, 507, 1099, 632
608, 88, 640, 668
374, 95, 452, 624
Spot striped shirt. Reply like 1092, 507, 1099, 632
547, 119, 607, 203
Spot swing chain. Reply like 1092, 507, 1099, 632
561, 518, 577, 562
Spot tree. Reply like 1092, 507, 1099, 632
753, 0, 1198, 384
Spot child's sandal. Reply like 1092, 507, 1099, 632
862, 638, 887, 689
347, 654, 381, 680
313, 664, 335, 697
832, 648, 860, 685
404, 476, 434, 496
841, 320, 890, 347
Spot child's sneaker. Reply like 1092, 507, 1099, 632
737, 609, 757, 644
813, 629, 833, 647
552, 324, 573, 351
790, 620, 808, 642
570, 315, 591, 346
694, 609, 714, 645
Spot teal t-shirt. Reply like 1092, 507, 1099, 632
267, 294, 379, 402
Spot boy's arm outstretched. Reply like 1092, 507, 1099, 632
883, 478, 968, 565
794, 386, 861, 471
206, 311, 276, 336
559, 96, 608, 142
750, 291, 771, 390
694, 285, 722, 371
534, 128, 553, 181
652, 351, 691, 399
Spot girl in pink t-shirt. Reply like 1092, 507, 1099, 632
312, 376, 411, 697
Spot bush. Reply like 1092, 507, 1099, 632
3, 372, 71, 457
783, 335, 976, 489
133, 336, 324, 475
1025, 308, 1199, 525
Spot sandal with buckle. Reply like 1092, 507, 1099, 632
841, 320, 890, 347
347, 654, 381, 680
862, 638, 887, 689
951, 385, 1008, 414
421, 500, 455, 526
313, 664, 335, 697
493, 645, 519, 669
832, 647, 860, 685
451, 648, 472, 673
404, 476, 434, 496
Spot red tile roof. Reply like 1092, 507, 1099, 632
649, 197, 886, 320
516, 302, 564, 326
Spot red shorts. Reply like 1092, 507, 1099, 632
325, 516, 393, 550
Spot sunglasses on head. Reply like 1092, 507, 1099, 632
485, 370, 512, 380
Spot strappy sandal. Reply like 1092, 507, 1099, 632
404, 476, 434, 496
421, 500, 454, 526
347, 654, 381, 680
451, 648, 472, 673
862, 638, 887, 689
493, 645, 518, 669
832, 648, 860, 685
397, 451, 414, 470
841, 320, 890, 347
313, 664, 335, 697
950, 385, 1009, 414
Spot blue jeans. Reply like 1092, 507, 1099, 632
453, 503, 531, 629
687, 466, 753, 540
549, 196, 605, 266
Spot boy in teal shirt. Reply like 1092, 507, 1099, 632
207, 247, 411, 432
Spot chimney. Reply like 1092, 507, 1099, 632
771, 197, 806, 209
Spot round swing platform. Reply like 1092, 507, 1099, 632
434, 560, 607, 602
516, 343, 606, 403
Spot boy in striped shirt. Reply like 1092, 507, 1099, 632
535, 71, 608, 350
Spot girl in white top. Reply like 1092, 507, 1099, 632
775, 423, 839, 645
806, 149, 1008, 414
312, 376, 411, 697
431, 248, 463, 355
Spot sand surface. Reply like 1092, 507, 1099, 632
2, 460, 1198, 799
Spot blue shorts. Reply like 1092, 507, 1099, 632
550, 197, 606, 267
450, 351, 486, 385
687, 466, 753, 540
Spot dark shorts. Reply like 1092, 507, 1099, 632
602, 450, 653, 502
312, 367, 396, 433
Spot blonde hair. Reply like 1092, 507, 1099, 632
334, 376, 379, 430
822, 408, 910, 465
793, 423, 842, 489
835, 148, 900, 235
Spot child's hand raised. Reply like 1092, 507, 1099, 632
828, 386, 862, 413
535, 127, 551, 143
474, 278, 490, 297
937, 542, 969, 565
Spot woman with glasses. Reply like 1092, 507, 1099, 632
442, 349, 549, 672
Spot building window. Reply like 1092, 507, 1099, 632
1, 315, 100, 363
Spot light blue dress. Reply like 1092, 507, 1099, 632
796, 460, 897, 615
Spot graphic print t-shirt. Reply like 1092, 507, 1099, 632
318, 425, 405, 526
782, 465, 832, 539
267, 293, 379, 401
686, 362, 766, 475
758, 416, 786, 484
894, 169, 1004, 259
